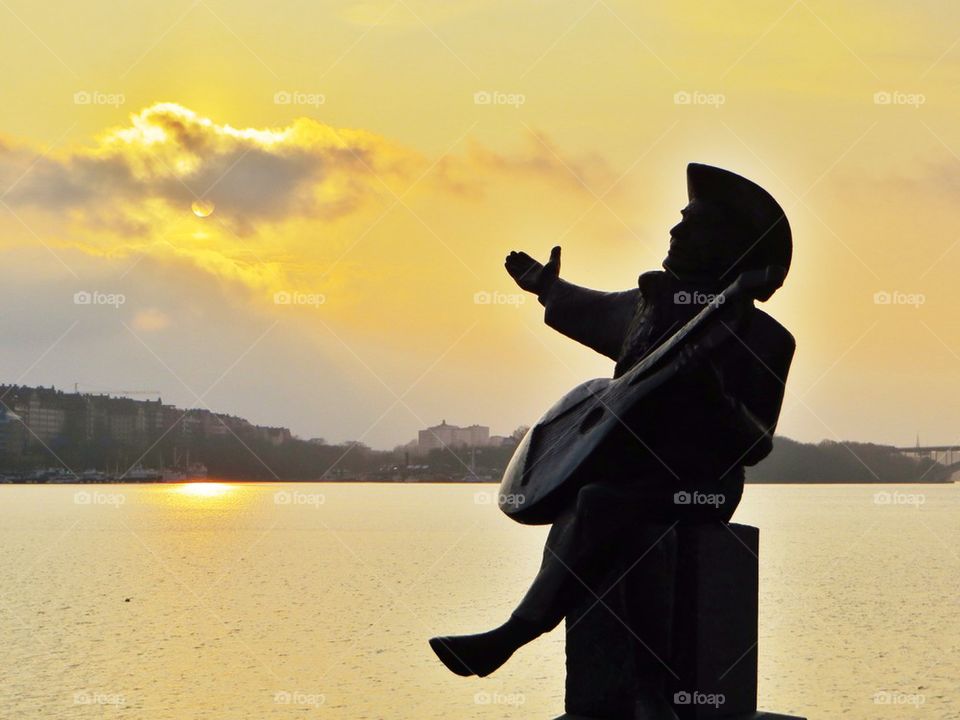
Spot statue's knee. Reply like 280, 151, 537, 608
574, 482, 609, 513
573, 483, 631, 528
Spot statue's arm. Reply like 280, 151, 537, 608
537, 278, 640, 362
719, 321, 796, 467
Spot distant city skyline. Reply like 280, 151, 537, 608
0, 382, 523, 453
0, 382, 291, 459
0, 376, 935, 453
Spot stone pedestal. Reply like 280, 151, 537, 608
562, 522, 804, 720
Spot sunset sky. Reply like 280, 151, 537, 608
2, 0, 960, 449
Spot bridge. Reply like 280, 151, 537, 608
897, 445, 960, 481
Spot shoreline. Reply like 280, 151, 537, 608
2, 478, 955, 486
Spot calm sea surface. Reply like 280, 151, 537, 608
0, 483, 956, 719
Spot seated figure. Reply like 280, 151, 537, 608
429, 164, 796, 706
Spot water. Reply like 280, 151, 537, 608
0, 483, 956, 719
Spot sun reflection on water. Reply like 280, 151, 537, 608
172, 482, 233, 498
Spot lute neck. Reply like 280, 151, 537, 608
621, 278, 750, 383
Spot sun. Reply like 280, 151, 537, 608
191, 199, 215, 218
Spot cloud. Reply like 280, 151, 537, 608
479, 133, 616, 189
2, 103, 419, 234
0, 104, 625, 303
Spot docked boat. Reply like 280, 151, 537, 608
29, 467, 73, 483
44, 472, 76, 483
124, 464, 162, 481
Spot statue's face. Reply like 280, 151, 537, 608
663, 199, 745, 281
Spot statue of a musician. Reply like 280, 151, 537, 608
429, 164, 795, 692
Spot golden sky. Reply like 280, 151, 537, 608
2, 0, 960, 448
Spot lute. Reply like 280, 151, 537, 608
498, 266, 785, 525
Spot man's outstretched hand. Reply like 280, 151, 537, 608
505, 246, 561, 296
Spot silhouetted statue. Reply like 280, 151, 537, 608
429, 164, 796, 718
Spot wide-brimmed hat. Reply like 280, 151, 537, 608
687, 163, 792, 300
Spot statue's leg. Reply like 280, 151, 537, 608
429, 480, 645, 678
512, 480, 639, 630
